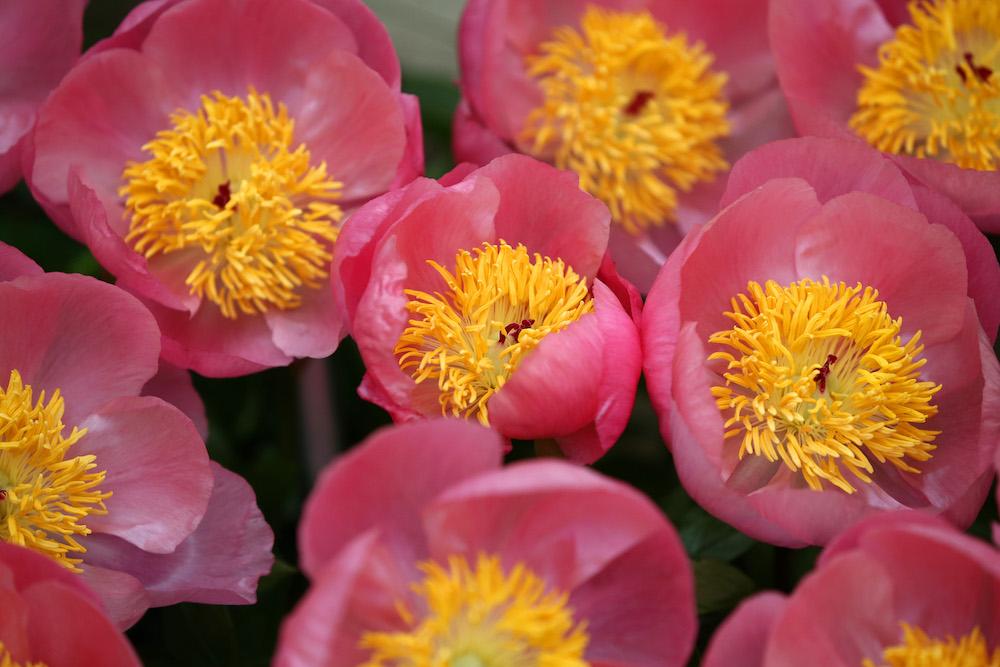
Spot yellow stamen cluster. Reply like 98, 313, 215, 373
0, 371, 108, 572
521, 6, 730, 235
850, 0, 1000, 170
360, 554, 590, 667
121, 88, 343, 318
395, 241, 594, 426
863, 624, 1000, 667
0, 642, 45, 667
708, 278, 941, 493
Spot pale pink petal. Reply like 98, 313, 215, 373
570, 530, 696, 667
423, 460, 668, 593
795, 192, 968, 345
22, 581, 141, 666
702, 593, 788, 667
141, 362, 208, 439
299, 419, 504, 578
0, 273, 160, 425
80, 463, 273, 608
78, 396, 212, 554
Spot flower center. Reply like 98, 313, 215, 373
0, 642, 46, 667
863, 624, 999, 666
520, 6, 730, 235
850, 0, 1000, 170
120, 88, 343, 318
359, 554, 590, 667
394, 241, 594, 426
0, 371, 108, 572
707, 278, 941, 493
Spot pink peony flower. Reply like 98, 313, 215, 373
770, 0, 1000, 233
0, 0, 86, 195
336, 154, 642, 463
455, 0, 793, 290
0, 542, 141, 666
703, 512, 1000, 667
25, 0, 424, 377
0, 242, 273, 628
275, 419, 696, 666
642, 137, 1000, 546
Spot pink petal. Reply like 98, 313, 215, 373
893, 155, 1000, 233
388, 94, 425, 191
78, 396, 213, 554
264, 272, 345, 360
80, 463, 273, 608
422, 460, 669, 594
606, 224, 683, 294
0, 273, 160, 425
78, 564, 150, 630
794, 192, 968, 346
702, 593, 788, 667
299, 419, 504, 578
0, 242, 42, 281
571, 530, 696, 667
141, 362, 208, 439
0, 543, 95, 601
452, 98, 515, 166
22, 580, 141, 666
309, 0, 403, 88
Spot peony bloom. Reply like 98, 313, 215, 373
703, 512, 1000, 667
275, 419, 696, 666
336, 154, 642, 463
26, 0, 423, 377
0, 243, 273, 628
0, 0, 86, 195
642, 137, 1000, 546
0, 543, 141, 667
770, 0, 1000, 233
455, 0, 793, 289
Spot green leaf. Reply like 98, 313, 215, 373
679, 507, 754, 561
693, 559, 756, 615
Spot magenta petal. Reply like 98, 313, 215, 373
81, 463, 273, 608
0, 273, 160, 425
702, 593, 788, 667
299, 419, 504, 578
141, 362, 208, 439
0, 242, 42, 281
79, 396, 212, 554
570, 531, 696, 667
22, 581, 141, 666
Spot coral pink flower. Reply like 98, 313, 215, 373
26, 0, 423, 377
275, 419, 696, 666
0, 543, 141, 666
455, 0, 793, 290
0, 243, 273, 628
703, 512, 1000, 667
0, 0, 86, 195
770, 0, 1000, 233
336, 154, 642, 463
642, 137, 1000, 546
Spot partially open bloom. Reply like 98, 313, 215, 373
703, 512, 1000, 667
0, 243, 273, 627
337, 155, 642, 463
642, 137, 1000, 546
455, 0, 793, 289
26, 0, 423, 376
0, 0, 85, 195
771, 0, 1000, 232
275, 419, 696, 666
0, 543, 141, 667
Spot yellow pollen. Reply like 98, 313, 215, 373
850, 0, 1000, 170
0, 371, 109, 572
863, 624, 1000, 667
708, 278, 941, 494
359, 554, 590, 667
521, 6, 730, 235
394, 241, 594, 426
120, 87, 343, 318
0, 642, 46, 667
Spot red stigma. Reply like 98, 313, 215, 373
212, 180, 232, 209
812, 354, 838, 394
498, 319, 535, 344
957, 52, 992, 84
0, 489, 6, 501
624, 90, 655, 116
